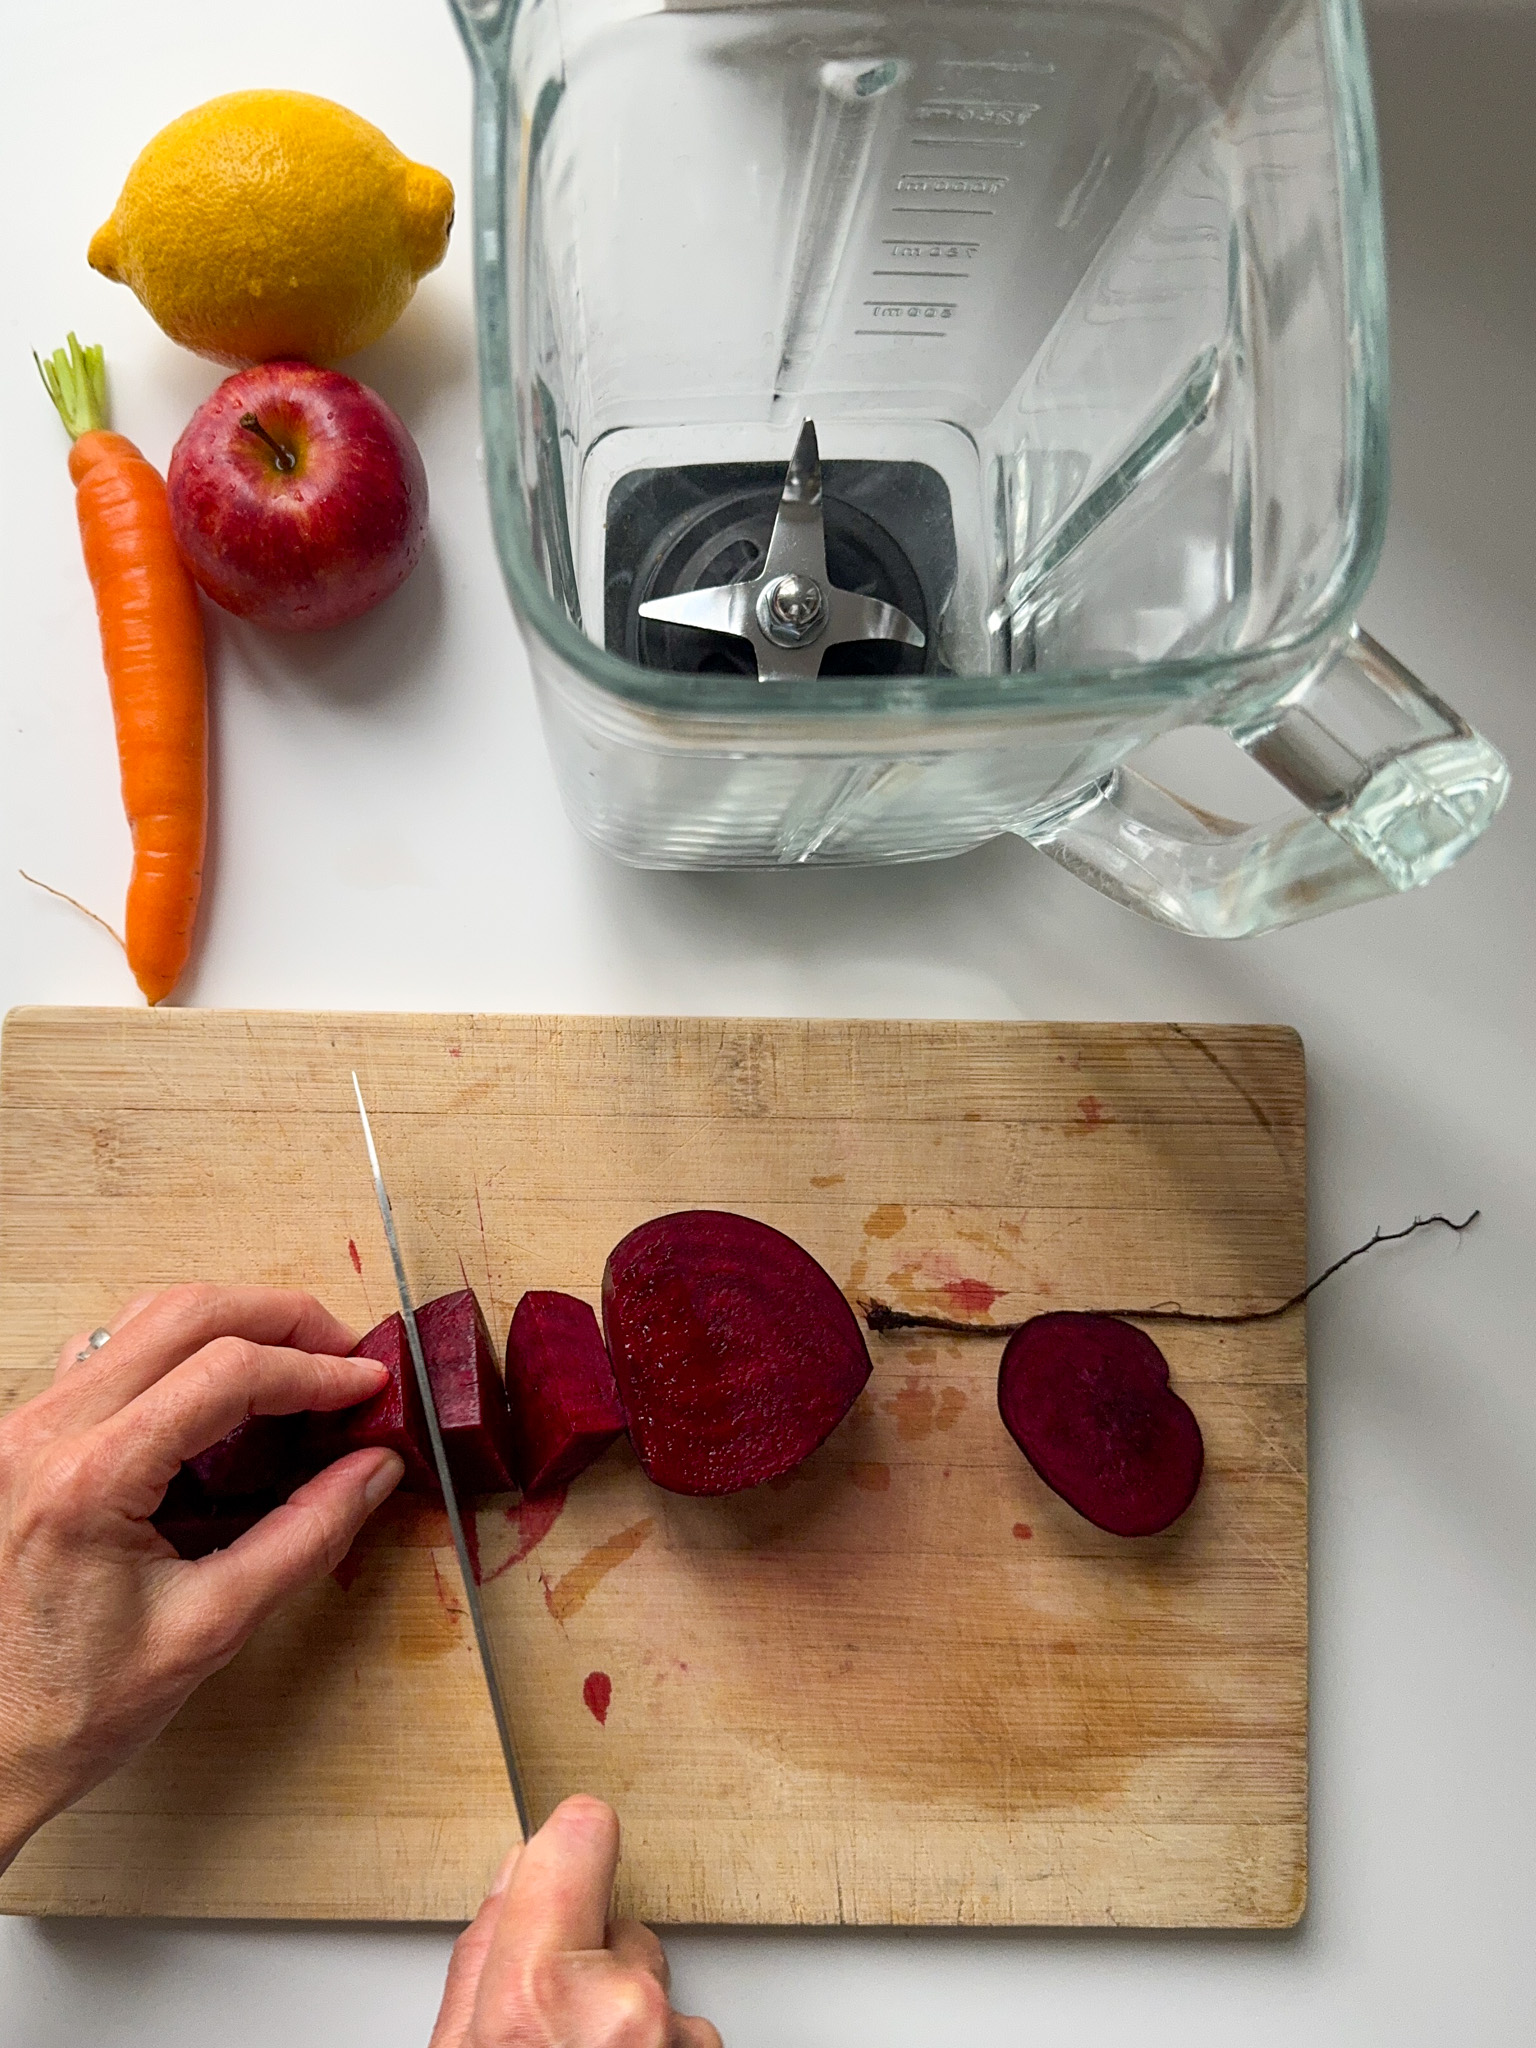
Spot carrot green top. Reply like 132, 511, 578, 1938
36, 332, 108, 440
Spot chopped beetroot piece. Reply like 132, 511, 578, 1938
997, 1313, 1204, 1537
504, 1291, 626, 1496
303, 1311, 437, 1493
602, 1210, 871, 1497
152, 1500, 274, 1559
186, 1415, 301, 1501
415, 1288, 518, 1495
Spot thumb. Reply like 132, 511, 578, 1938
469, 1796, 620, 2033
429, 1844, 523, 2048
492, 1795, 619, 1959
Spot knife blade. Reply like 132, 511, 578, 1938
351, 1072, 531, 1840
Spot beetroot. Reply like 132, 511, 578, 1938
997, 1313, 1204, 1537
154, 1503, 273, 1559
504, 1291, 626, 1496
602, 1210, 871, 1497
186, 1415, 300, 1501
303, 1311, 437, 1493
415, 1288, 518, 1495
151, 1465, 277, 1558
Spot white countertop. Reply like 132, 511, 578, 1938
2, 2, 1533, 2041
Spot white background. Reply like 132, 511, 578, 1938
1, 1, 1533, 2041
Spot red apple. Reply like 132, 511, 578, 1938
167, 360, 427, 631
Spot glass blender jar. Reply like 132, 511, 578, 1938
450, 0, 1508, 936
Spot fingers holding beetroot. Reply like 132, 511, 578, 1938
178, 1447, 404, 1659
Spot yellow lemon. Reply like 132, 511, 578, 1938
89, 89, 454, 366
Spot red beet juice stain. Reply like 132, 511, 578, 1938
1077, 1095, 1107, 1129
942, 1275, 1002, 1315
332, 1546, 368, 1591
1012, 1522, 1033, 1540
482, 1488, 569, 1584
583, 1671, 613, 1725
347, 1238, 363, 1275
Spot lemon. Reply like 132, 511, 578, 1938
88, 90, 454, 366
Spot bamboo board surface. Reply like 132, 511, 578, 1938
0, 1009, 1306, 1926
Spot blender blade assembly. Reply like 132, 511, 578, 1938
635, 421, 926, 681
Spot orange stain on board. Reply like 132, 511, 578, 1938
884, 1378, 934, 1440
879, 1379, 963, 1442
1013, 1522, 1034, 1540
848, 1461, 891, 1492
863, 1204, 907, 1239
347, 1238, 362, 1275
545, 1518, 655, 1624
810, 1173, 844, 1189
583, 1671, 613, 1725
936, 1386, 966, 1431
393, 1554, 467, 1664
392, 1501, 452, 1549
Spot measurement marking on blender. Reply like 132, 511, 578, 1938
896, 173, 1007, 197
859, 295, 956, 335
884, 238, 980, 260
853, 330, 950, 338
891, 206, 995, 217
908, 134, 1032, 148
938, 55, 1056, 75
915, 99, 1040, 129
872, 270, 972, 279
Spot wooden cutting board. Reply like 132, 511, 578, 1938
0, 1009, 1306, 1927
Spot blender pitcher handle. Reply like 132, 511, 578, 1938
1013, 627, 1510, 938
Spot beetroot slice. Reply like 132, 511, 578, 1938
303, 1312, 437, 1493
602, 1209, 871, 1497
997, 1313, 1204, 1537
504, 1291, 626, 1496
415, 1288, 518, 1495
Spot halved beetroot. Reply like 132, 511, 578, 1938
303, 1311, 437, 1493
602, 1210, 871, 1496
415, 1288, 518, 1495
997, 1313, 1204, 1537
504, 1291, 626, 1496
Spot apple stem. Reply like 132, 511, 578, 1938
239, 412, 297, 473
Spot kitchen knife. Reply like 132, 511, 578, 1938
351, 1072, 532, 1840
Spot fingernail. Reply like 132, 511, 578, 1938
488, 1843, 521, 1898
363, 1450, 405, 1507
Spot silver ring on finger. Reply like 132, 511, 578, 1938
74, 1326, 112, 1363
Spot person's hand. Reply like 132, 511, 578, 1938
0, 1283, 404, 1873
432, 1796, 721, 2048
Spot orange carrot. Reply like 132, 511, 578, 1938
37, 334, 206, 1006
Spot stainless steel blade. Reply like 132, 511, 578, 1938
635, 416, 924, 682
351, 1073, 531, 1840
